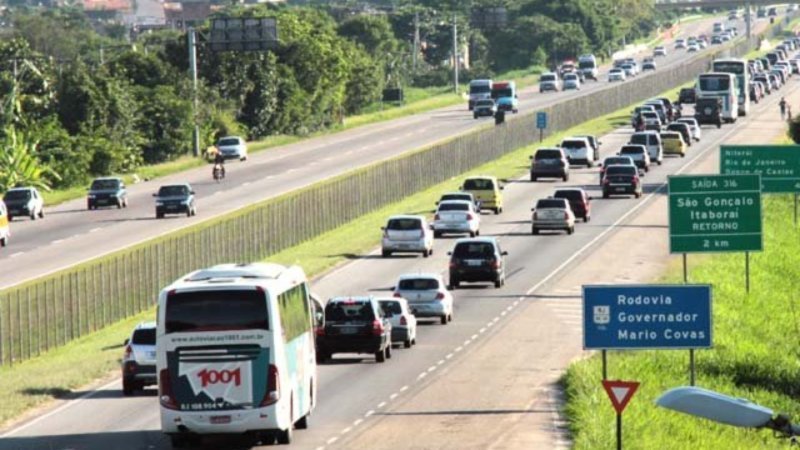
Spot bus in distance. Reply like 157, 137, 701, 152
696, 72, 739, 123
712, 58, 750, 116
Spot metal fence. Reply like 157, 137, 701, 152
0, 21, 790, 365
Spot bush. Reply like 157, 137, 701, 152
789, 115, 800, 144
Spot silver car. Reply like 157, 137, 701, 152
531, 198, 576, 235
378, 298, 418, 348
432, 200, 480, 237
392, 274, 454, 325
381, 215, 434, 257
216, 136, 248, 161
563, 73, 581, 90
121, 321, 157, 395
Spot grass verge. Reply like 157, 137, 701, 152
0, 78, 693, 431
562, 196, 800, 449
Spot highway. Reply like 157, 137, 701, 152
0, 15, 753, 290
1, 19, 793, 449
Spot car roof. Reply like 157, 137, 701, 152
6, 187, 34, 192
554, 187, 585, 194
328, 296, 375, 304
441, 191, 473, 197
437, 200, 472, 206
397, 273, 442, 281
465, 175, 497, 181
219, 136, 243, 140
388, 214, 424, 220
93, 177, 122, 182
661, 131, 682, 137
134, 321, 157, 330
454, 237, 499, 246
159, 183, 191, 189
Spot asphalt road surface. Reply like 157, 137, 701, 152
0, 16, 757, 290
1, 20, 792, 449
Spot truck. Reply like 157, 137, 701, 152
491, 81, 518, 114
578, 54, 599, 81
468, 79, 492, 111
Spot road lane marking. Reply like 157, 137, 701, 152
445, 353, 453, 359
9, 252, 23, 258
354, 418, 364, 426
327, 437, 338, 445
377, 401, 387, 408
487, 321, 494, 328
51, 239, 64, 245
437, 359, 445, 365
471, 334, 478, 340
418, 372, 427, 379
455, 346, 463, 352
242, 181, 251, 186
341, 427, 352, 434
479, 327, 486, 333
365, 410, 375, 417
389, 393, 398, 400
89, 227, 102, 233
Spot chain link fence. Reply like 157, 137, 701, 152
0, 21, 791, 366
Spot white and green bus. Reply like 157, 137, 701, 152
157, 263, 317, 448
712, 58, 750, 116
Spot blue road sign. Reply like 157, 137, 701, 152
583, 285, 712, 350
536, 111, 547, 129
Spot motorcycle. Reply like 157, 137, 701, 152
213, 163, 225, 182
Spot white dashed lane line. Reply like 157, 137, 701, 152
9, 252, 23, 258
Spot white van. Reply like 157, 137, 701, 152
157, 263, 317, 448
560, 137, 596, 167
629, 131, 663, 165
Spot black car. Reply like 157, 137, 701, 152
666, 122, 692, 146
154, 184, 196, 218
694, 97, 723, 128
530, 147, 569, 181
553, 188, 591, 222
448, 237, 507, 289
316, 296, 392, 363
88, 177, 128, 210
602, 165, 642, 199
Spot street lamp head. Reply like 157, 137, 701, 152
656, 386, 774, 428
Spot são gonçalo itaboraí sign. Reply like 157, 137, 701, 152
668, 174, 762, 253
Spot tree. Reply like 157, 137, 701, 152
0, 126, 60, 192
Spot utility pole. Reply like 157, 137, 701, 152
412, 11, 419, 73
188, 28, 200, 158
452, 12, 458, 95
746, 1, 752, 39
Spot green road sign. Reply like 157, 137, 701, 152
720, 145, 800, 193
668, 174, 762, 254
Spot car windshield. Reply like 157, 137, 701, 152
441, 194, 470, 202
398, 278, 439, 290
630, 134, 650, 146
91, 179, 120, 190
662, 133, 681, 140
561, 140, 586, 149
620, 147, 644, 155
564, 74, 577, 80
667, 124, 686, 131
387, 218, 422, 230
217, 138, 240, 146
610, 69, 622, 74
438, 202, 469, 211
607, 166, 637, 176
132, 328, 156, 345
554, 190, 582, 201
165, 289, 268, 333
541, 74, 556, 82
463, 178, 494, 190
470, 84, 491, 94
605, 157, 632, 165
642, 112, 658, 119
325, 301, 375, 322
453, 242, 496, 258
536, 199, 566, 209
536, 149, 562, 160
4, 190, 30, 201
158, 185, 188, 197
379, 300, 403, 316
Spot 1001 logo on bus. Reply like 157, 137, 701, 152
197, 368, 242, 388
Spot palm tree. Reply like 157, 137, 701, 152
0, 126, 60, 192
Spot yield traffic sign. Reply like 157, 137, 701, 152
602, 380, 640, 414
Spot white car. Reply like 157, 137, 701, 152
378, 297, 417, 348
393, 274, 454, 325
687, 43, 699, 52
531, 197, 576, 235
3, 187, 44, 221
539, 72, 561, 92
381, 215, 434, 257
561, 136, 596, 167
622, 64, 636, 78
675, 39, 686, 49
433, 200, 480, 237
216, 136, 248, 161
563, 72, 581, 90
608, 68, 626, 82
654, 46, 667, 57
676, 117, 702, 141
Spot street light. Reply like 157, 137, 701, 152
657, 386, 800, 443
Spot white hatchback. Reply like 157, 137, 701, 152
676, 117, 702, 142
433, 200, 480, 237
378, 297, 418, 348
393, 274, 454, 325
382, 215, 434, 257
216, 136, 248, 161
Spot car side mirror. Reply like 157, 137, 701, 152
447, 251, 453, 256
123, 338, 129, 346
531, 208, 536, 211
528, 155, 533, 160
458, 186, 463, 190
380, 226, 386, 231
152, 193, 157, 197
500, 186, 505, 190
190, 191, 195, 195
501, 251, 508, 256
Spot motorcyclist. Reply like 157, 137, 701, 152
213, 149, 226, 179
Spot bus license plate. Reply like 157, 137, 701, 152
211, 415, 231, 424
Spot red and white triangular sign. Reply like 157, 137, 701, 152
602, 380, 640, 414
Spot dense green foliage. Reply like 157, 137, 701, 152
0, 1, 660, 191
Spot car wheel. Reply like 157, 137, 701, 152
563, 174, 569, 182
30, 211, 36, 220
156, 212, 164, 219
440, 315, 448, 325
603, 191, 610, 199
38, 209, 44, 219
475, 229, 480, 236
567, 227, 574, 235
192, 207, 197, 216
531, 175, 537, 182
412, 337, 417, 346
532, 227, 539, 235
423, 249, 430, 258
385, 345, 392, 359
681, 153, 686, 158
0, 237, 6, 247
375, 349, 386, 363
658, 160, 663, 166
469, 231, 476, 238
122, 380, 135, 396
277, 422, 293, 445
123, 199, 128, 208
450, 279, 459, 289
316, 352, 330, 364
635, 192, 642, 199
404, 338, 412, 349
117, 199, 123, 209
295, 413, 309, 430
186, 209, 191, 217
433, 231, 442, 238
382, 250, 391, 258
448, 312, 453, 322
494, 279, 502, 288
584, 215, 590, 223
494, 207, 500, 215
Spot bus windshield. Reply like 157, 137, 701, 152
470, 84, 491, 94
698, 76, 731, 92
165, 290, 269, 333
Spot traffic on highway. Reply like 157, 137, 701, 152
0, 6, 795, 450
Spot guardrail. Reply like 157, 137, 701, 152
0, 18, 792, 366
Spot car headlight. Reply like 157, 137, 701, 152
182, 199, 192, 205
156, 201, 164, 206
88, 194, 96, 199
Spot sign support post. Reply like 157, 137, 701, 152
689, 349, 695, 386
602, 350, 607, 380
616, 412, 622, 450
682, 253, 688, 283
746, 251, 751, 294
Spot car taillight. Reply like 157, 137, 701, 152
533, 211, 538, 220
434, 214, 440, 221
490, 260, 500, 269
315, 327, 325, 337
564, 212, 569, 220
466, 213, 474, 221
400, 316, 408, 326
449, 260, 457, 269
372, 319, 384, 336
435, 292, 446, 301
603, 178, 610, 185
393, 292, 402, 298
633, 176, 640, 184
123, 345, 132, 360
159, 369, 178, 410
260, 365, 280, 406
